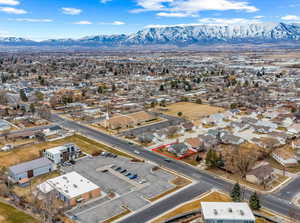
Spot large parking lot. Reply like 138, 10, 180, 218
63, 155, 184, 223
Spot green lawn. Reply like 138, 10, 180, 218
0, 201, 40, 223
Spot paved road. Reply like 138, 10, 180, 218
51, 114, 300, 222
0, 124, 56, 137
275, 177, 300, 201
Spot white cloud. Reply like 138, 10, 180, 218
281, 15, 300, 21
198, 17, 261, 25
112, 21, 125, 25
100, 0, 112, 3
132, 0, 258, 14
156, 12, 196, 17
10, 18, 53, 22
254, 15, 264, 19
0, 7, 27, 14
0, 0, 19, 6
99, 21, 125, 25
74, 20, 92, 25
62, 7, 82, 15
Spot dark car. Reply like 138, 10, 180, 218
129, 174, 138, 179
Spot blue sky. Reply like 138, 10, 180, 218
0, 0, 300, 40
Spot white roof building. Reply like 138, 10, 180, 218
201, 202, 255, 223
38, 171, 99, 199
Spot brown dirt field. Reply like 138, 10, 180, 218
158, 102, 225, 120
0, 134, 134, 168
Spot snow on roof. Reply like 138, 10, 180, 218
46, 172, 99, 199
201, 202, 255, 221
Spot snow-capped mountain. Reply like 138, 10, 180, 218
1, 22, 300, 47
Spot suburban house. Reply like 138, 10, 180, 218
37, 171, 101, 206
8, 157, 53, 185
182, 122, 196, 131
43, 125, 62, 136
167, 143, 189, 157
138, 133, 155, 144
199, 134, 219, 150
0, 120, 11, 131
288, 123, 300, 135
185, 137, 204, 151
201, 202, 255, 223
246, 162, 274, 185
219, 132, 245, 145
43, 143, 81, 164
292, 138, 300, 150
272, 147, 299, 167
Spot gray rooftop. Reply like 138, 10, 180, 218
9, 157, 52, 175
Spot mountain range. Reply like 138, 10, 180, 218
2, 22, 300, 48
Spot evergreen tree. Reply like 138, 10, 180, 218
205, 149, 219, 168
249, 192, 261, 210
159, 84, 164, 91
97, 86, 103, 94
19, 89, 28, 102
30, 103, 35, 114
230, 183, 241, 202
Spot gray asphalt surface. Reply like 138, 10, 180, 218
51, 114, 300, 222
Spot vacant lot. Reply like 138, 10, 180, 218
160, 102, 225, 120
0, 134, 134, 168
0, 201, 39, 223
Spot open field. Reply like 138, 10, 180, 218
158, 102, 225, 120
0, 201, 40, 223
0, 134, 134, 168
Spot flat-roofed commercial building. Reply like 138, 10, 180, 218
201, 202, 255, 223
37, 171, 101, 206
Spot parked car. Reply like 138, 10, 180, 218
129, 174, 138, 179
116, 167, 122, 171
134, 150, 140, 154
125, 173, 132, 177
1, 144, 14, 151
139, 179, 147, 184
120, 169, 127, 173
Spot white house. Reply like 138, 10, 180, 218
201, 202, 255, 223
272, 148, 299, 167
44, 143, 81, 164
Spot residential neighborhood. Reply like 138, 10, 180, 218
0, 50, 300, 223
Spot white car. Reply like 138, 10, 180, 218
134, 150, 140, 154
1, 144, 14, 151
139, 179, 147, 184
